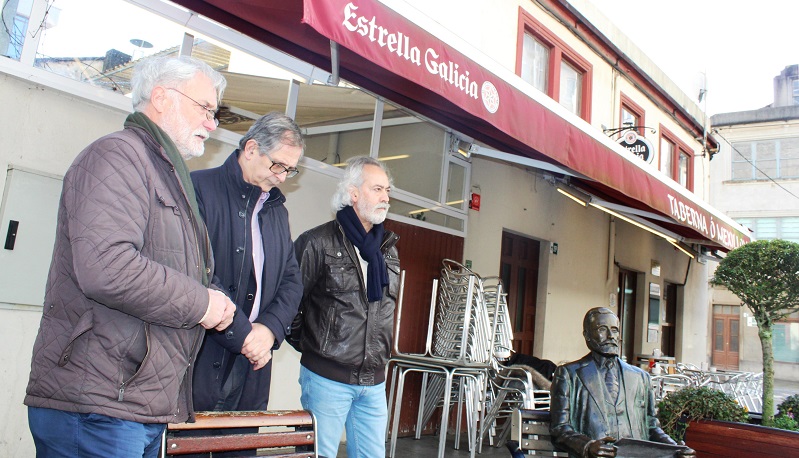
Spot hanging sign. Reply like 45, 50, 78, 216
618, 130, 655, 164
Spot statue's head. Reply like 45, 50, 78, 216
583, 307, 620, 357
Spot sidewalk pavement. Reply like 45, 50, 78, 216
775, 377, 799, 406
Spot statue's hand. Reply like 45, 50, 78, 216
676, 441, 696, 456
584, 436, 617, 457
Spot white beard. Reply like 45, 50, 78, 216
357, 200, 390, 225
161, 104, 208, 159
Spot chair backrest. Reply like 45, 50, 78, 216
161, 410, 317, 457
510, 409, 568, 457
431, 260, 493, 364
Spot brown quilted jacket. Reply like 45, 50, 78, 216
25, 126, 211, 424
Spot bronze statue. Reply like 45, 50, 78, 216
549, 307, 694, 457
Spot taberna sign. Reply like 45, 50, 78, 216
618, 130, 654, 164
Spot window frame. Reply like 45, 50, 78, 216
734, 216, 799, 243
516, 8, 593, 122
658, 125, 694, 191
619, 93, 645, 136
730, 137, 799, 181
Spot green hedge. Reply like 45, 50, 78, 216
656, 386, 748, 442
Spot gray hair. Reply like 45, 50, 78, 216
130, 56, 227, 111
239, 112, 305, 155
331, 156, 392, 212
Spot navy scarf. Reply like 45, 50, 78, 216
336, 206, 388, 302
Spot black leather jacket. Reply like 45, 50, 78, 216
289, 219, 400, 385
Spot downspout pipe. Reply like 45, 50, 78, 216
606, 217, 616, 289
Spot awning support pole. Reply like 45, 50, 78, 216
328, 40, 340, 86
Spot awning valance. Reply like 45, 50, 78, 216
174, 0, 751, 250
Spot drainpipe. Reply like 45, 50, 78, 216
606, 217, 616, 288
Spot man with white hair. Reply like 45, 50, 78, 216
25, 55, 235, 457
289, 156, 400, 458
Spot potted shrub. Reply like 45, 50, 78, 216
656, 386, 748, 442
774, 395, 799, 432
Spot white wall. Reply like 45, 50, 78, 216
465, 155, 711, 367
466, 156, 612, 364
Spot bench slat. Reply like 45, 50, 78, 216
167, 431, 314, 454
168, 410, 313, 430
512, 409, 569, 457
162, 410, 316, 457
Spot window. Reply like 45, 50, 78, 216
774, 312, 799, 363
793, 79, 799, 105
659, 126, 694, 191
517, 9, 592, 121
731, 137, 799, 180
1, 0, 33, 60
660, 138, 674, 177
735, 217, 799, 243
520, 33, 548, 93
619, 94, 645, 136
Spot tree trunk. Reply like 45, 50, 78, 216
758, 324, 775, 425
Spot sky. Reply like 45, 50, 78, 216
35, 0, 798, 117
589, 0, 799, 116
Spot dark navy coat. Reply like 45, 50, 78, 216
190, 150, 303, 411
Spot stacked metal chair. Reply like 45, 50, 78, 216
477, 276, 551, 451
387, 260, 493, 458
386, 260, 549, 458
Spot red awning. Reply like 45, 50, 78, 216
174, 0, 750, 251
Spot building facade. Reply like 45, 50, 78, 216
0, 0, 749, 453
709, 64, 799, 379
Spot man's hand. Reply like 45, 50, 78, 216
200, 289, 236, 330
584, 437, 616, 457
242, 323, 275, 370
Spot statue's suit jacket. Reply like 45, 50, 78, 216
549, 354, 675, 457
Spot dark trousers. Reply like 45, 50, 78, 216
180, 355, 256, 457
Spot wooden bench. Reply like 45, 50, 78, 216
685, 419, 799, 458
510, 409, 568, 456
160, 410, 317, 457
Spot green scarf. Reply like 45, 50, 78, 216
124, 112, 210, 287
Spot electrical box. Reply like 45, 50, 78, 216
0, 167, 62, 306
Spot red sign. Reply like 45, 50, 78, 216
304, 1, 504, 119
300, 0, 749, 249
470, 193, 481, 211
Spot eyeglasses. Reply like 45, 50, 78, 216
167, 88, 219, 126
264, 152, 299, 178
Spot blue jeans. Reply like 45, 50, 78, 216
28, 406, 165, 457
299, 366, 387, 458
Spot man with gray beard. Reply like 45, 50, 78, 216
25, 56, 235, 457
288, 156, 400, 458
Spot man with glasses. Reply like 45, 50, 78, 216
25, 55, 235, 457
188, 112, 304, 455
